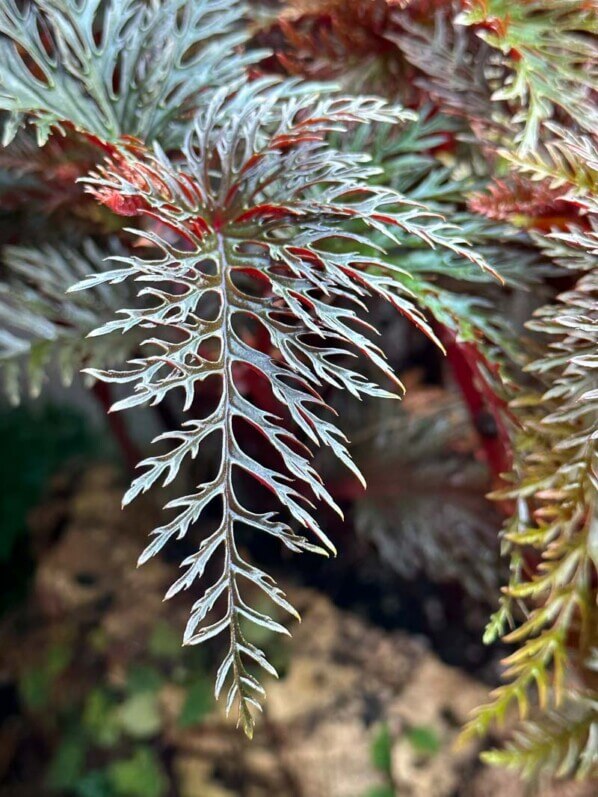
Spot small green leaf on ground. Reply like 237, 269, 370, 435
365, 787, 395, 797
83, 688, 121, 748
19, 643, 71, 710
126, 664, 164, 695
149, 621, 183, 660
371, 724, 393, 775
46, 733, 87, 791
178, 678, 214, 727
74, 770, 113, 797
405, 725, 441, 756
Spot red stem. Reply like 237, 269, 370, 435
437, 325, 512, 484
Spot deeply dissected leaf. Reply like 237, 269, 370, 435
70, 85, 493, 734
0, 0, 594, 771
0, 239, 139, 402
457, 0, 598, 152
0, 0, 258, 146
482, 694, 598, 780
461, 236, 598, 773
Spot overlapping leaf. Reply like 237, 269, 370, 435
461, 258, 598, 772
69, 86, 494, 734
352, 387, 503, 601
0, 238, 138, 402
0, 0, 257, 146
457, 0, 598, 152
483, 692, 598, 780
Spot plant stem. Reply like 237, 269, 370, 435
437, 325, 512, 485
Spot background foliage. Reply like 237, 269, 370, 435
0, 0, 596, 783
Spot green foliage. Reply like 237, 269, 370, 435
337, 109, 544, 368
116, 692, 162, 739
47, 731, 88, 792
38, 619, 218, 796
461, 262, 598, 765
83, 687, 122, 748
371, 724, 393, 775
379, 1, 597, 780
106, 748, 168, 797
148, 620, 184, 661
481, 695, 598, 780
178, 677, 214, 727
0, 0, 256, 146
364, 788, 395, 797
0, 240, 139, 402
459, 150, 597, 778
126, 664, 165, 695
0, 0, 596, 777
457, 1, 598, 152
73, 771, 114, 797
405, 725, 441, 756
366, 723, 394, 797
504, 123, 598, 195
19, 641, 72, 710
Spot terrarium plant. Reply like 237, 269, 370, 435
0, 0, 596, 781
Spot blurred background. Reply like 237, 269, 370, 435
0, 1, 596, 795
0, 386, 589, 797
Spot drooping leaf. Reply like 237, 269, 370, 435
71, 84, 493, 735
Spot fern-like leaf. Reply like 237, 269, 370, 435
353, 386, 503, 600
0, 0, 257, 146
503, 125, 598, 196
396, 6, 511, 144
482, 695, 598, 780
260, 0, 407, 95
0, 238, 137, 402
67, 85, 496, 735
461, 265, 598, 754
457, 0, 598, 152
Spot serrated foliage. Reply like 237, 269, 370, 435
468, 175, 573, 229
457, 1, 598, 153
0, 125, 95, 212
396, 5, 511, 145
0, 0, 256, 146
335, 110, 543, 372
66, 86, 495, 734
381, 2, 598, 778
461, 256, 598, 772
0, 238, 137, 402
257, 0, 408, 95
0, 0, 596, 771
482, 695, 598, 780
504, 125, 598, 196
